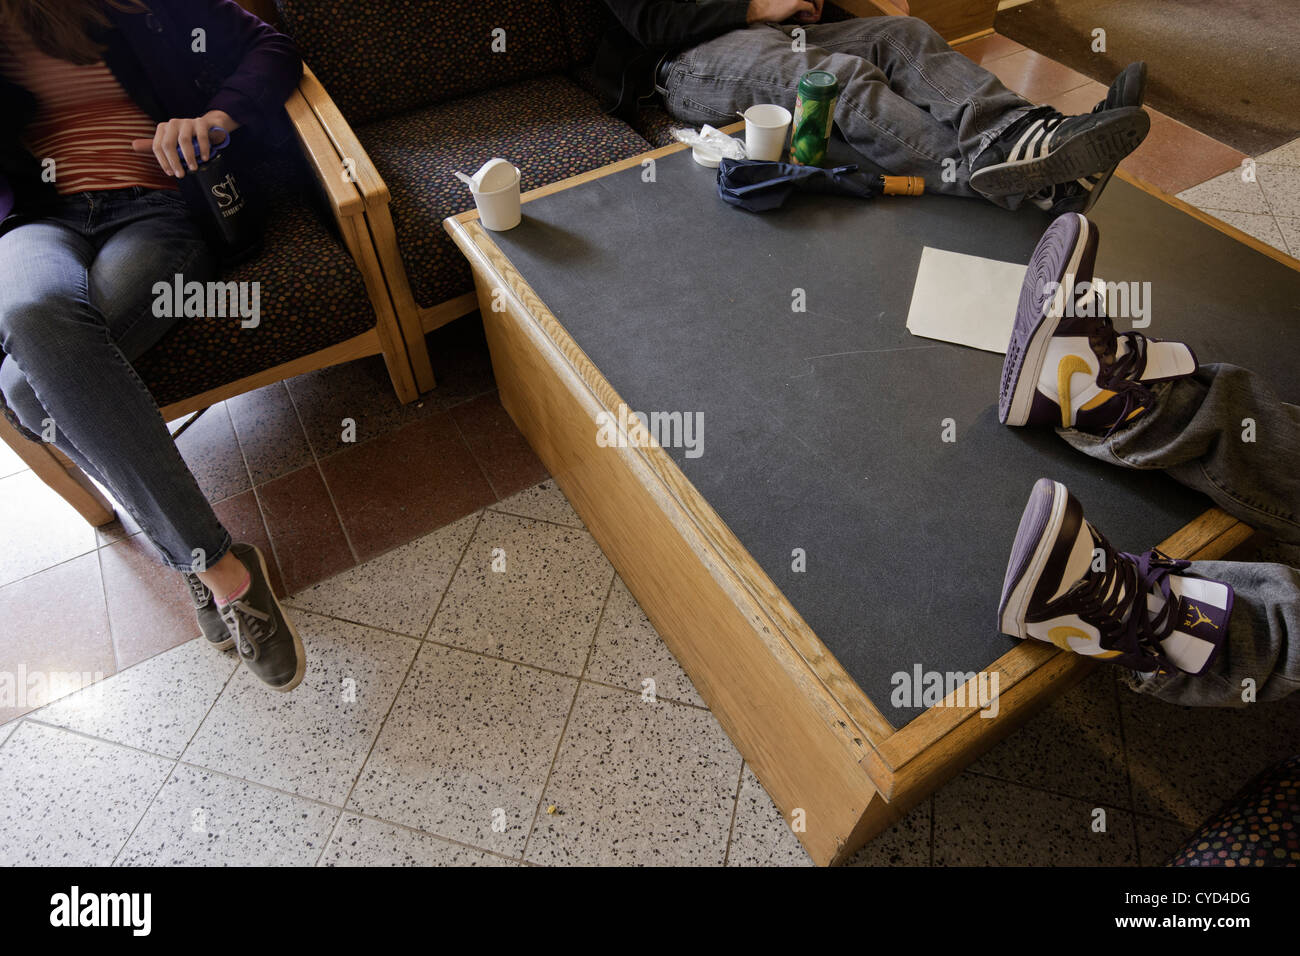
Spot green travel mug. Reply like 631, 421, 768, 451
790, 70, 840, 167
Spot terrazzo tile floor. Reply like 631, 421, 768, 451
3, 40, 1298, 863
5, 474, 1299, 865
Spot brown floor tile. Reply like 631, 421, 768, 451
320, 414, 495, 563
288, 316, 496, 461
99, 534, 196, 670
0, 470, 98, 588
986, 49, 1091, 104
212, 490, 286, 598
956, 32, 1025, 66
255, 464, 355, 595
1045, 78, 1108, 115
226, 383, 314, 486
0, 552, 114, 724
1119, 108, 1246, 196
451, 392, 548, 501
172, 403, 251, 504
422, 312, 499, 405
287, 355, 450, 461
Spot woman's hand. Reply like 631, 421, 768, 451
131, 110, 240, 178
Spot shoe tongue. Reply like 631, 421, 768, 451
1001, 105, 1060, 146
1145, 576, 1232, 676
1054, 522, 1103, 602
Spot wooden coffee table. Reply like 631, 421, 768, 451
445, 131, 1295, 864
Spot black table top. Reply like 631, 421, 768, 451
486, 144, 1299, 724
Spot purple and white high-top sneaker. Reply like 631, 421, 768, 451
999, 212, 1198, 432
998, 478, 1233, 675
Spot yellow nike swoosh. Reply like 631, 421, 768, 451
1056, 355, 1094, 428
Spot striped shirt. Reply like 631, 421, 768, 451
0, 24, 176, 194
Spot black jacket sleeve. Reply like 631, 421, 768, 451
602, 0, 752, 50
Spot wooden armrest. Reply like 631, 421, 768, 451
296, 63, 391, 208
284, 87, 365, 219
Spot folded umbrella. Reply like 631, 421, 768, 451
716, 158, 923, 212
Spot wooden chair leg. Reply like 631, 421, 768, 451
0, 414, 116, 527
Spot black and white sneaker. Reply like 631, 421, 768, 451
1027, 62, 1149, 215
971, 99, 1149, 200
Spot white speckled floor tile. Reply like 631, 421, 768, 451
726, 765, 813, 866
117, 764, 337, 866
971, 668, 1128, 807
1275, 216, 1300, 256
429, 510, 614, 675
587, 577, 705, 707
933, 772, 1136, 865
488, 479, 584, 528
1176, 168, 1269, 214
1257, 162, 1300, 219
182, 610, 418, 805
0, 720, 18, 748
526, 681, 742, 866
287, 511, 479, 636
350, 641, 575, 856
1197, 209, 1288, 253
1257, 138, 1300, 168
0, 721, 172, 865
320, 814, 512, 866
30, 639, 237, 758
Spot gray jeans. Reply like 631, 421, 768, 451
661, 16, 1034, 205
1062, 364, 1300, 706
0, 188, 229, 572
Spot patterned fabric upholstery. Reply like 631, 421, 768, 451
0, 150, 376, 436
1169, 754, 1300, 866
134, 152, 376, 407
635, 105, 684, 148
554, 0, 616, 65
273, 0, 574, 126
356, 74, 650, 308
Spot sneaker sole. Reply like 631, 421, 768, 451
998, 478, 1073, 638
970, 107, 1150, 198
999, 212, 1096, 426
1080, 64, 1146, 214
248, 546, 306, 693
205, 633, 236, 652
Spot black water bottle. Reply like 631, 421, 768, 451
176, 128, 262, 264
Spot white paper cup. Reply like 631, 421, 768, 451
472, 165, 521, 231
744, 104, 792, 162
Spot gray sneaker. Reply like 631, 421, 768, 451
183, 571, 234, 651
219, 543, 306, 692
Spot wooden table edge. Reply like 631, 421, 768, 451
441, 133, 1265, 806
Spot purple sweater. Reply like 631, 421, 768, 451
0, 0, 302, 225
